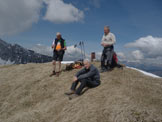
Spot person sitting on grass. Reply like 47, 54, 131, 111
50, 32, 67, 76
65, 59, 101, 100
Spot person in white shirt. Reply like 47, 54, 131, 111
100, 26, 116, 72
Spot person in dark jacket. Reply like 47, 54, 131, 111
50, 32, 67, 76
65, 59, 101, 99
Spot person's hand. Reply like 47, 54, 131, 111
51, 45, 55, 49
63, 47, 67, 50
57, 48, 61, 51
101, 43, 109, 47
73, 76, 78, 82
104, 44, 109, 47
59, 47, 66, 51
101, 42, 106, 47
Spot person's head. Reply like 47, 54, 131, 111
104, 26, 110, 35
83, 59, 91, 69
56, 32, 61, 39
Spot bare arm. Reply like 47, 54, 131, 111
52, 40, 55, 49
62, 46, 67, 50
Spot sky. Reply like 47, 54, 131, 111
0, 0, 162, 64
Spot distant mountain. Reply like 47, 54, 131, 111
121, 61, 162, 77
0, 39, 52, 65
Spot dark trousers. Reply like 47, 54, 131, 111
71, 78, 100, 95
101, 46, 114, 70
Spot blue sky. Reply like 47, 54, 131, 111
1, 0, 162, 55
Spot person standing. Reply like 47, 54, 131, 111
100, 26, 116, 72
50, 32, 67, 76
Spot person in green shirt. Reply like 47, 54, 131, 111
50, 32, 67, 76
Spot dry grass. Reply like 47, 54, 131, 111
0, 62, 162, 122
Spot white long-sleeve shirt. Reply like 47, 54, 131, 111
101, 32, 116, 45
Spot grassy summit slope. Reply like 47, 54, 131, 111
0, 62, 162, 122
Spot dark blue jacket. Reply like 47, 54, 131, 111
75, 64, 100, 81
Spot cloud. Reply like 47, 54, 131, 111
31, 44, 89, 61
0, 0, 84, 36
131, 50, 144, 60
117, 52, 126, 61
125, 36, 162, 58
122, 35, 162, 65
43, 0, 84, 23
30, 44, 53, 56
31, 35, 162, 65
64, 46, 89, 61
95, 52, 102, 60
0, 0, 42, 36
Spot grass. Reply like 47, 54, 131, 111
0, 62, 162, 122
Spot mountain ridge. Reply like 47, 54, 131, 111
0, 39, 52, 64
0, 62, 162, 122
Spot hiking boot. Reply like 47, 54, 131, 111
69, 94, 79, 100
49, 71, 56, 77
106, 66, 114, 72
56, 71, 62, 77
107, 68, 113, 72
100, 68, 107, 73
65, 90, 75, 96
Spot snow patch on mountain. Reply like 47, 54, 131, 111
0, 58, 14, 65
127, 67, 161, 78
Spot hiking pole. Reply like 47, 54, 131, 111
79, 41, 84, 62
82, 41, 86, 59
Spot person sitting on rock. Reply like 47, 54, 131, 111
65, 59, 101, 99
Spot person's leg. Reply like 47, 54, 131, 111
58, 51, 64, 73
52, 51, 58, 73
65, 80, 79, 95
53, 60, 56, 72
101, 50, 107, 72
50, 60, 57, 76
105, 50, 114, 70
87, 80, 100, 88
68, 79, 89, 100
101, 52, 105, 69
75, 79, 87, 95
71, 80, 79, 91
58, 61, 61, 72
105, 50, 111, 70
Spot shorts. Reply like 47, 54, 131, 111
53, 50, 64, 61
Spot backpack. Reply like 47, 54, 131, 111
110, 52, 118, 68
111, 52, 125, 69
113, 52, 118, 64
